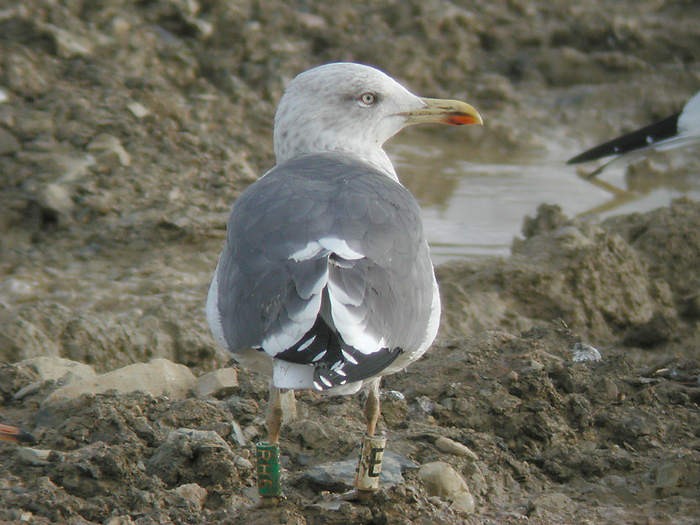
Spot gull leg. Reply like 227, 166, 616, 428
353, 378, 386, 498
256, 385, 293, 504
364, 379, 381, 436
266, 386, 284, 445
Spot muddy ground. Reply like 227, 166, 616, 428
1, 0, 699, 523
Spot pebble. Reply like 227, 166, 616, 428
43, 358, 195, 404
87, 133, 131, 167
435, 436, 479, 461
571, 342, 602, 363
15, 447, 53, 466
195, 368, 238, 399
127, 101, 151, 119
38, 22, 94, 58
173, 483, 208, 509
229, 419, 247, 447
418, 461, 475, 514
38, 183, 74, 217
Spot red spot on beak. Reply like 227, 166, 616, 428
446, 113, 480, 126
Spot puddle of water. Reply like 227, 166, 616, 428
389, 132, 700, 264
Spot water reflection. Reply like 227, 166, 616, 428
389, 133, 700, 264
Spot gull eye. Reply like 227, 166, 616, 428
358, 92, 377, 107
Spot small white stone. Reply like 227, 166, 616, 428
435, 436, 479, 461
419, 461, 475, 514
87, 133, 131, 166
173, 483, 207, 509
127, 101, 150, 119
571, 342, 602, 363
39, 183, 74, 216
16, 447, 54, 466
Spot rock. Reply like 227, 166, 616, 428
19, 356, 96, 383
15, 447, 53, 466
380, 390, 408, 428
127, 101, 151, 119
43, 358, 195, 404
571, 342, 602, 363
653, 460, 683, 489
87, 133, 131, 167
418, 461, 475, 514
14, 356, 96, 399
0, 127, 20, 155
435, 437, 479, 460
195, 368, 238, 398
147, 428, 237, 488
53, 154, 95, 183
172, 483, 208, 509
229, 419, 247, 447
305, 450, 417, 490
38, 23, 94, 58
37, 183, 74, 218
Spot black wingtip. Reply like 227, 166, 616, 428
567, 112, 681, 164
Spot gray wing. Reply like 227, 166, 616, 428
215, 153, 435, 389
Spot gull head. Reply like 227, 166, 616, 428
273, 62, 482, 178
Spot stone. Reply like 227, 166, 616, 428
195, 368, 238, 398
15, 447, 53, 466
418, 461, 475, 514
571, 342, 602, 363
172, 483, 207, 509
87, 133, 131, 167
39, 23, 94, 58
43, 358, 195, 404
127, 101, 151, 119
38, 183, 74, 217
20, 356, 96, 383
305, 450, 417, 490
435, 436, 479, 460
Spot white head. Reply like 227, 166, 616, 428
273, 62, 482, 178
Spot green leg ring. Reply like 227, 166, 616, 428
256, 441, 282, 498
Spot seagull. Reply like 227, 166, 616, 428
567, 90, 700, 177
206, 62, 482, 500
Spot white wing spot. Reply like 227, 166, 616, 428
341, 349, 358, 365
296, 335, 316, 352
312, 350, 327, 362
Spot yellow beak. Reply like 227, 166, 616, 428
402, 97, 483, 126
